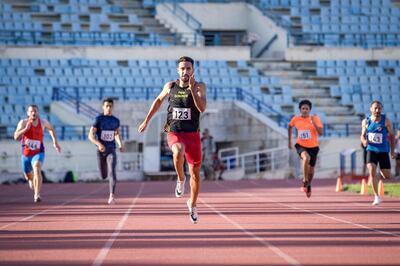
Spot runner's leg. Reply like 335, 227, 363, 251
107, 150, 117, 194
97, 151, 108, 179
368, 163, 378, 196
188, 164, 201, 207
171, 143, 186, 182
32, 161, 42, 200
300, 151, 310, 183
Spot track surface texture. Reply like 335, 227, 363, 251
1, 179, 400, 266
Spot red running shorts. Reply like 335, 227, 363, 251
167, 132, 202, 167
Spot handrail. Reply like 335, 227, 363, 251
255, 34, 278, 58
53, 86, 290, 127
163, 2, 202, 34
53, 87, 98, 118
221, 146, 289, 174
0, 30, 199, 46
290, 32, 399, 48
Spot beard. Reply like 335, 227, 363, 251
180, 74, 189, 82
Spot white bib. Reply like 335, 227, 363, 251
25, 139, 41, 150
298, 130, 311, 140
172, 107, 191, 120
101, 130, 115, 142
368, 132, 383, 144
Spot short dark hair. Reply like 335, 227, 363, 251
27, 104, 38, 111
177, 56, 194, 67
103, 97, 114, 105
299, 99, 312, 110
371, 100, 382, 107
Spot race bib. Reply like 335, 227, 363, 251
368, 133, 383, 144
25, 139, 41, 150
101, 130, 115, 142
172, 108, 191, 120
298, 130, 311, 140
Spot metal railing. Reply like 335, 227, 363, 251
55, 125, 130, 140
164, 2, 202, 34
53, 86, 290, 126
53, 87, 98, 118
221, 146, 289, 174
0, 30, 196, 46
291, 32, 400, 48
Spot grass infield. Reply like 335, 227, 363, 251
344, 182, 400, 197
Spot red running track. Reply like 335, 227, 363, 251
1, 179, 400, 266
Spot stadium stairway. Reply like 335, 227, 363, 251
251, 58, 359, 135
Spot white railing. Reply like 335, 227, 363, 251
221, 146, 289, 175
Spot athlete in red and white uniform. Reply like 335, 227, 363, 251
14, 105, 61, 202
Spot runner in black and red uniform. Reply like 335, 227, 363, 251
138, 56, 206, 224
14, 104, 61, 203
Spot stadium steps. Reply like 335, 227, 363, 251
116, 0, 182, 42
251, 59, 359, 126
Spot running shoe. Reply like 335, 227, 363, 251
372, 196, 382, 206
34, 195, 41, 203
108, 194, 116, 204
175, 178, 185, 198
28, 180, 33, 190
186, 199, 198, 224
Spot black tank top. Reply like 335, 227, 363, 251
165, 82, 200, 132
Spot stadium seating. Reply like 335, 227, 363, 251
259, 0, 400, 47
1, 0, 399, 47
317, 59, 400, 122
0, 1, 177, 46
0, 58, 293, 139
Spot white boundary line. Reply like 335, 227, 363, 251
92, 182, 145, 266
248, 180, 400, 237
0, 184, 105, 230
200, 198, 302, 266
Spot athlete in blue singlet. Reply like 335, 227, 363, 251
361, 101, 395, 206
88, 98, 124, 204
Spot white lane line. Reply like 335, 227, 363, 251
200, 198, 302, 266
245, 180, 400, 238
0, 185, 105, 230
92, 183, 144, 266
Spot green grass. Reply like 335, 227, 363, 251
344, 182, 400, 197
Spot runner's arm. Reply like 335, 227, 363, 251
385, 118, 395, 158
88, 126, 105, 151
14, 119, 28, 141
43, 119, 61, 152
287, 124, 293, 149
360, 119, 368, 147
189, 81, 207, 113
115, 127, 124, 151
138, 81, 171, 133
311, 115, 323, 135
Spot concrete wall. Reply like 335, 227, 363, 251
156, 3, 204, 46
182, 3, 248, 30
181, 3, 287, 58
